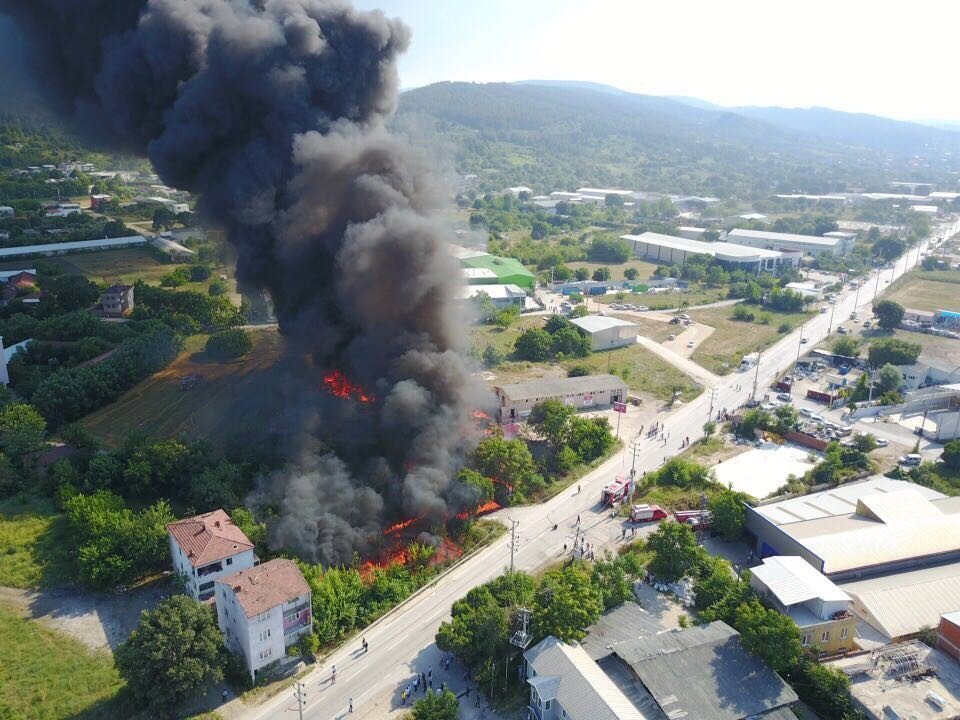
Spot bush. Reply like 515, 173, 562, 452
189, 264, 212, 281
868, 337, 921, 366
208, 279, 228, 296
206, 329, 253, 360
732, 305, 755, 322
777, 322, 792, 333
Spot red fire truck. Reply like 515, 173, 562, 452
601, 476, 633, 506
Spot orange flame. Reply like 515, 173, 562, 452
323, 370, 373, 403
491, 477, 514, 493
456, 499, 501, 520
385, 517, 418, 535
472, 409, 491, 422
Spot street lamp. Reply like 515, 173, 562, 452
796, 331, 805, 365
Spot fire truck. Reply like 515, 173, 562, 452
630, 504, 668, 523
601, 476, 634, 506
674, 509, 712, 530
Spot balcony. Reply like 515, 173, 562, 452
283, 605, 311, 635
196, 561, 223, 578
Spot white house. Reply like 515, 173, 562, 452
215, 558, 312, 682
167, 509, 256, 601
459, 284, 527, 310
505, 186, 533, 197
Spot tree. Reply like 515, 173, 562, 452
591, 554, 633, 610
623, 267, 639, 280
733, 598, 803, 674
455, 468, 495, 505
550, 326, 590, 357
205, 277, 225, 295
875, 363, 904, 394
530, 221, 548, 240
114, 595, 225, 712
0, 402, 47, 464
206, 328, 253, 359
494, 306, 520, 328
567, 416, 615, 462
472, 435, 542, 497
535, 564, 603, 642
514, 327, 552, 361
832, 336, 860, 357
528, 399, 574, 449
436, 585, 509, 669
152, 206, 176, 231
703, 420, 717, 437
872, 300, 904, 330
588, 236, 630, 263
592, 267, 611, 282
573, 268, 590, 281
647, 521, 701, 582
412, 690, 460, 720
942, 439, 960, 472
189, 264, 211, 281
482, 344, 505, 368
868, 337, 921, 366
705, 265, 730, 287
710, 489, 749, 540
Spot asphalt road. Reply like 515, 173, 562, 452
240, 227, 948, 720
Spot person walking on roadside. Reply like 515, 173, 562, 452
331, 664, 336, 684
349, 697, 353, 713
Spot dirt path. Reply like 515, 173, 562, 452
0, 578, 173, 653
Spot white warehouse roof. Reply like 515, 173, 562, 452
570, 315, 638, 334
726, 228, 840, 248
462, 267, 497, 280
623, 232, 789, 262
0, 235, 146, 258
577, 187, 634, 197
458, 284, 526, 300
751, 555, 850, 606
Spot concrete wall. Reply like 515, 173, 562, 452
799, 615, 859, 654
498, 385, 626, 421
744, 507, 827, 571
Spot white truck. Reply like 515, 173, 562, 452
739, 353, 759, 372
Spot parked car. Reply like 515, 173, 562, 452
636, 305, 649, 311
875, 438, 889, 448
811, 413, 824, 422
777, 392, 791, 401
863, 321, 872, 328
800, 337, 809, 344
687, 340, 695, 348
837, 326, 848, 334
669, 317, 681, 324
899, 454, 922, 466
799, 407, 813, 416
668, 334, 677, 341
839, 365, 851, 375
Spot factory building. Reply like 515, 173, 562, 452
494, 374, 628, 421
458, 284, 527, 309
726, 228, 852, 256
622, 232, 799, 273
457, 249, 535, 289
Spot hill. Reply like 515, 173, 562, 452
397, 82, 960, 198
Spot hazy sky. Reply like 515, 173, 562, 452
356, 0, 960, 122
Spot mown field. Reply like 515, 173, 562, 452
0, 603, 127, 720
689, 306, 815, 375
82, 330, 286, 448
885, 269, 960, 313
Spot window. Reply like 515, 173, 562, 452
801, 634, 810, 646
840, 627, 848, 639
259, 629, 271, 642
545, 700, 552, 710
821, 631, 830, 643
258, 647, 273, 661
226, 557, 233, 566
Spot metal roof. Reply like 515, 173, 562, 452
727, 228, 840, 248
458, 284, 526, 300
752, 479, 960, 575
751, 556, 850, 606
840, 561, 960, 639
611, 621, 797, 720
570, 315, 638, 334
623, 232, 787, 260
524, 636, 646, 720
496, 374, 628, 402
0, 235, 146, 258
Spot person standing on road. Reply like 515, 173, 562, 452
349, 697, 353, 713
331, 664, 336, 684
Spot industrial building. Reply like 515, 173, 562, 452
678, 226, 707, 240
745, 478, 960, 580
458, 283, 527, 309
784, 281, 823, 300
0, 235, 147, 259
524, 618, 797, 720
750, 555, 857, 653
622, 232, 799, 273
494, 374, 628, 421
569, 315, 639, 350
726, 228, 853, 256
457, 251, 535, 289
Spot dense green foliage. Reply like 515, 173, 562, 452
514, 317, 591, 361
131, 281, 244, 331
709, 488, 750, 540
646, 521, 701, 581
867, 337, 921, 366
411, 690, 459, 720
206, 328, 253, 360
115, 596, 226, 713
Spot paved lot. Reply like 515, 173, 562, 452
714, 443, 817, 499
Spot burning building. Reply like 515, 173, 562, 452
0, 0, 492, 565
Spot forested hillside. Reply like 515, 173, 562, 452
397, 82, 960, 198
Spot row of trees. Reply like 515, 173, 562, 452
514, 315, 591, 361
528, 399, 617, 474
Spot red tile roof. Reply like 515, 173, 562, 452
167, 509, 254, 567
215, 558, 310, 618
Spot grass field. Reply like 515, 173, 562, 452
565, 259, 660, 282
885, 269, 960, 313
82, 329, 286, 448
595, 285, 730, 310
0, 498, 75, 590
0, 602, 128, 720
470, 316, 702, 403
689, 306, 815, 375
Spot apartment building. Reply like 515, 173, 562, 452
167, 509, 256, 601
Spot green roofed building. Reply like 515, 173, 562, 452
459, 253, 535, 289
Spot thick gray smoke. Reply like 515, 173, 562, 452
1, 0, 490, 565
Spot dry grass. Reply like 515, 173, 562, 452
81, 330, 286, 449
885, 269, 960, 313
689, 306, 815, 375
565, 259, 660, 282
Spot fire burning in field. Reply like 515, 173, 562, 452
323, 370, 374, 404
456, 500, 502, 520
385, 517, 418, 535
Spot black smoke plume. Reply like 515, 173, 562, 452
0, 0, 490, 565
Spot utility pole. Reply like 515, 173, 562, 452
708, 387, 719, 422
751, 351, 763, 401
796, 331, 805, 365
628, 433, 643, 479
827, 300, 837, 335
292, 681, 307, 720
866, 366, 874, 404
508, 518, 519, 572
